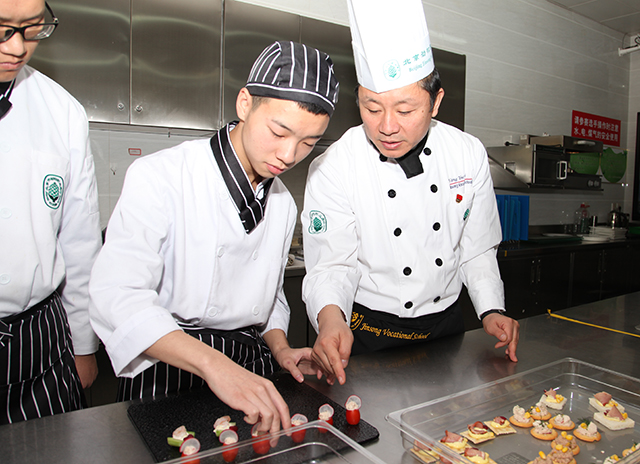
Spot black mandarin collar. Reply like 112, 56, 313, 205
371, 130, 431, 179
209, 122, 274, 234
0, 80, 15, 121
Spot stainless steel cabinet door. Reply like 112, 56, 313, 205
222, 0, 299, 126
299, 16, 360, 143
131, 0, 222, 129
30, 0, 130, 123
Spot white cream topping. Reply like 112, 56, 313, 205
346, 400, 359, 410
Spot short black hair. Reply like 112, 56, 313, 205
249, 94, 330, 116
355, 67, 442, 111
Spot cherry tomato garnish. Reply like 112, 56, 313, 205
346, 408, 360, 425
252, 438, 270, 455
222, 444, 238, 462
251, 424, 271, 455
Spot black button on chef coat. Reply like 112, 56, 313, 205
430, 184, 438, 193
404, 301, 413, 309
435, 258, 443, 266
433, 222, 440, 231
403, 267, 412, 276
424, 147, 431, 155
394, 228, 402, 236
434, 296, 441, 303
388, 189, 396, 198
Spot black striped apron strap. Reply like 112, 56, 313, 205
0, 292, 85, 425
117, 325, 279, 402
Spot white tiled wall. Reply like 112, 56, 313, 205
91, 0, 636, 228
90, 126, 212, 229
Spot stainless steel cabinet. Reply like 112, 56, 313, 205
222, 0, 299, 126
130, 0, 221, 129
30, 0, 130, 123
31, 1, 464, 134
31, 0, 222, 130
299, 17, 361, 142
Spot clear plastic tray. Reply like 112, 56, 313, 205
163, 420, 385, 464
386, 358, 640, 464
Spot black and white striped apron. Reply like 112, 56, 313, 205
117, 325, 279, 401
0, 292, 85, 425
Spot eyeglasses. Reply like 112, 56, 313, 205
0, 2, 59, 44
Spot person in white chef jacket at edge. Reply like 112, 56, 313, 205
302, 0, 520, 386
89, 41, 339, 435
0, 0, 101, 425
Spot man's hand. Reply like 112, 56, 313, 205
75, 354, 99, 388
311, 305, 353, 385
262, 330, 324, 382
482, 312, 519, 362
146, 331, 291, 436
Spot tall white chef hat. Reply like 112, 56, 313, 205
347, 0, 435, 94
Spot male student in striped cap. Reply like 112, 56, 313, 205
89, 41, 339, 435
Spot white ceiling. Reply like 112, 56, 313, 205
547, 0, 640, 36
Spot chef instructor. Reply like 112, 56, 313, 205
0, 0, 101, 424
302, 0, 519, 385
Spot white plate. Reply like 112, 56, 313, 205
582, 235, 610, 242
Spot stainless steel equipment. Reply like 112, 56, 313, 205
487, 135, 603, 190
30, 0, 467, 136
608, 204, 630, 228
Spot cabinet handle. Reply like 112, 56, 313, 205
557, 160, 568, 180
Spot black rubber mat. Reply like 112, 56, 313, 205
127, 373, 379, 462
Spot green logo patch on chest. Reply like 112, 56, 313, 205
308, 210, 327, 234
43, 174, 64, 209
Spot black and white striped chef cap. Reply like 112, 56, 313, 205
246, 41, 339, 117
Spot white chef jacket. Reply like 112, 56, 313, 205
302, 120, 505, 332
0, 66, 101, 355
89, 138, 295, 378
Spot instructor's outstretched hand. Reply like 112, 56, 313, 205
482, 312, 519, 362
311, 305, 353, 385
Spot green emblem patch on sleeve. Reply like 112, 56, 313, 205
308, 210, 327, 234
43, 174, 64, 209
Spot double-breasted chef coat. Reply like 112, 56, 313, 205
89, 126, 296, 379
302, 120, 505, 332
0, 65, 101, 354
0, 65, 101, 423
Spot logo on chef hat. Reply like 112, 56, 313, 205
43, 174, 64, 209
308, 210, 327, 234
383, 60, 401, 81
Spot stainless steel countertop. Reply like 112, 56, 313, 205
3, 293, 640, 464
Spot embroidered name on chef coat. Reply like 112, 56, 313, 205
449, 175, 472, 189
